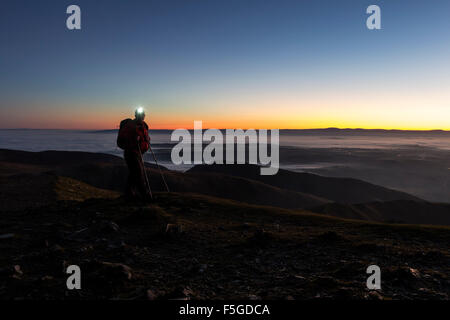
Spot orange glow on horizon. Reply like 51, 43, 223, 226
3, 116, 450, 131
1, 100, 449, 131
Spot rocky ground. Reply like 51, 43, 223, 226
1, 192, 449, 300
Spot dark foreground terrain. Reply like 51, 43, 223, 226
0, 149, 449, 300
1, 192, 449, 300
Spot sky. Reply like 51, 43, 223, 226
1, 0, 449, 130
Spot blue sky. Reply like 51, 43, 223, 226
1, 0, 449, 129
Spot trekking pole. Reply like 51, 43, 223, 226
149, 145, 170, 192
137, 140, 153, 199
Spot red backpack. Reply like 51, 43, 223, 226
117, 119, 150, 152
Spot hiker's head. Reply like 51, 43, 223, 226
135, 107, 145, 121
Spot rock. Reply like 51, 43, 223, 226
409, 268, 420, 278
147, 289, 158, 300
84, 261, 133, 281
384, 266, 422, 287
183, 287, 194, 297
164, 286, 194, 300
366, 291, 384, 300
14, 265, 23, 275
99, 262, 133, 280
50, 245, 65, 254
12, 265, 23, 279
67, 228, 89, 240
95, 220, 120, 233
165, 223, 183, 234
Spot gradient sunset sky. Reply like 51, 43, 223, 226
1, 0, 449, 130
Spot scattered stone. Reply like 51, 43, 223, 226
95, 220, 120, 233
100, 262, 133, 280
84, 261, 133, 282
384, 266, 422, 286
409, 268, 420, 278
183, 287, 194, 297
50, 245, 65, 254
165, 223, 183, 234
164, 286, 194, 300
366, 291, 384, 300
14, 265, 23, 275
67, 228, 89, 240
147, 289, 158, 300
12, 265, 23, 279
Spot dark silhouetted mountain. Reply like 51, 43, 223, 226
5, 149, 450, 226
187, 164, 421, 203
0, 149, 327, 209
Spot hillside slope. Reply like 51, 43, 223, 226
0, 149, 421, 209
0, 173, 119, 212
1, 192, 449, 299
3, 149, 449, 226
188, 164, 421, 203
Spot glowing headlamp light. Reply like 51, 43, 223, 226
136, 107, 144, 114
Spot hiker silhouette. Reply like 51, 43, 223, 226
117, 108, 152, 202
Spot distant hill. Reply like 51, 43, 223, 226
0, 149, 327, 210
4, 149, 450, 226
0, 149, 123, 166
84, 128, 450, 135
188, 164, 421, 203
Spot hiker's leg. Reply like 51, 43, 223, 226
136, 153, 150, 199
124, 151, 139, 199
